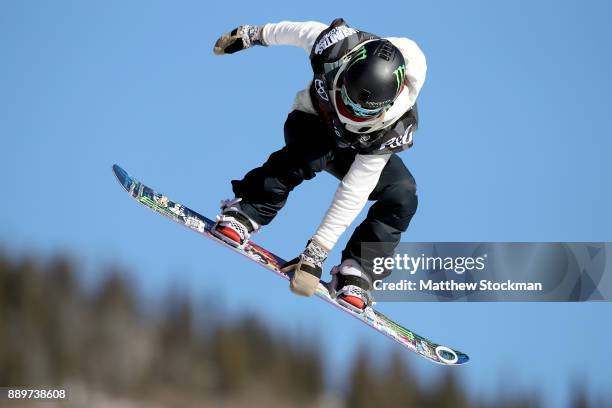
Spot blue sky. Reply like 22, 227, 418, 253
1, 1, 612, 406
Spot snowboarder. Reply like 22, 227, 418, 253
211, 18, 426, 313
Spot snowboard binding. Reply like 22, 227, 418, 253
329, 259, 374, 314
212, 198, 259, 249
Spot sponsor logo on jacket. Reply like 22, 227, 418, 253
314, 26, 358, 55
378, 125, 413, 150
314, 79, 329, 101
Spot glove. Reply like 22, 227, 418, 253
213, 25, 266, 55
281, 239, 330, 297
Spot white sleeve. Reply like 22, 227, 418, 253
262, 21, 328, 53
387, 37, 427, 107
312, 154, 391, 250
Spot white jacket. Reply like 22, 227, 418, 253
261, 21, 427, 250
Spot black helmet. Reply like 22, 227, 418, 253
337, 40, 406, 120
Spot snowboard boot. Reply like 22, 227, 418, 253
212, 198, 259, 248
329, 258, 374, 314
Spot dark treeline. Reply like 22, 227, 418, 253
0, 252, 604, 407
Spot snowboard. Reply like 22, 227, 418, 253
112, 164, 469, 365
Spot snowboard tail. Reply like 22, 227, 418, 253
112, 164, 469, 365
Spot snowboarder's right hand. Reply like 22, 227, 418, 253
281, 239, 329, 297
213, 25, 266, 55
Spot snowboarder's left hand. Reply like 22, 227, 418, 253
213, 25, 265, 55
281, 239, 329, 297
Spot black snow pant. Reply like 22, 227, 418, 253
232, 110, 418, 281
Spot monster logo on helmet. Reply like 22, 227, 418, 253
347, 45, 367, 69
339, 39, 406, 119
393, 64, 406, 94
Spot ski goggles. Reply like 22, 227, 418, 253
339, 84, 386, 118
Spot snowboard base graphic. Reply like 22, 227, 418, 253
112, 164, 469, 365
